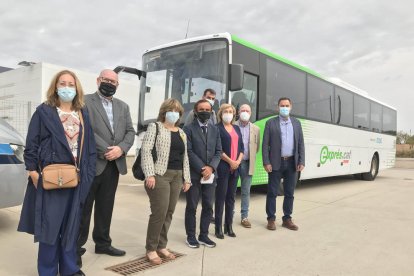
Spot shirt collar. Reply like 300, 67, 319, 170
97, 91, 113, 102
197, 119, 208, 127
279, 116, 291, 125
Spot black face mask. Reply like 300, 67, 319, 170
99, 82, 117, 97
196, 111, 211, 124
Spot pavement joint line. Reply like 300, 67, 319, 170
201, 245, 205, 276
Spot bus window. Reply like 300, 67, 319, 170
383, 107, 397, 135
307, 76, 334, 122
230, 72, 258, 122
264, 58, 306, 117
354, 95, 370, 130
334, 87, 353, 127
371, 102, 382, 132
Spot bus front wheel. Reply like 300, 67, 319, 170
362, 154, 379, 181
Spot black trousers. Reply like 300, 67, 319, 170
77, 161, 120, 252
185, 179, 215, 239
215, 162, 238, 227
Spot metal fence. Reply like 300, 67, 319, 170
0, 100, 39, 139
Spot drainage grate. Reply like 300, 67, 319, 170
105, 251, 186, 275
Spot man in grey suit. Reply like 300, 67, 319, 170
183, 99, 222, 248
262, 97, 305, 231
77, 69, 135, 264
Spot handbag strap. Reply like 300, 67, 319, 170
77, 110, 85, 170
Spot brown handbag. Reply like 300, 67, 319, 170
42, 111, 85, 190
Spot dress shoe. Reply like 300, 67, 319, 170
267, 220, 276, 231
282, 218, 299, 231
224, 224, 236, 237
241, 218, 251, 228
95, 245, 126, 256
215, 226, 224, 239
70, 270, 85, 276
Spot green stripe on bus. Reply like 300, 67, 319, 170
231, 34, 323, 79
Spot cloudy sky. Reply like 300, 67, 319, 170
1, 0, 413, 132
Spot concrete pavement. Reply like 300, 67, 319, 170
1, 161, 414, 275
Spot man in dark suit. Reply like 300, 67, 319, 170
262, 97, 305, 231
183, 99, 222, 248
77, 69, 135, 264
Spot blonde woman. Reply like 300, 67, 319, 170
214, 104, 244, 239
18, 70, 96, 276
141, 98, 191, 265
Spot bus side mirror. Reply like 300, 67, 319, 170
229, 64, 244, 91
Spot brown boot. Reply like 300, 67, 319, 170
267, 219, 276, 231
282, 218, 298, 231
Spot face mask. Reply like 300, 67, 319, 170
57, 87, 76, 102
196, 111, 211, 124
222, 113, 233, 124
239, 111, 251, 122
165, 111, 180, 124
206, 99, 215, 106
279, 107, 290, 117
99, 82, 117, 97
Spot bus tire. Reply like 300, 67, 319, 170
362, 154, 379, 181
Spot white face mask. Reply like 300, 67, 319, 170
239, 111, 251, 122
206, 99, 215, 106
222, 113, 233, 124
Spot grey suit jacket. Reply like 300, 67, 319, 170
262, 116, 305, 171
183, 120, 222, 182
85, 92, 135, 176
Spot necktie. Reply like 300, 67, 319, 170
201, 126, 207, 137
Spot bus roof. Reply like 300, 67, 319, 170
143, 32, 396, 111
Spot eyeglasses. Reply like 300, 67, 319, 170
100, 77, 118, 85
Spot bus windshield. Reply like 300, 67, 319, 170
139, 39, 228, 128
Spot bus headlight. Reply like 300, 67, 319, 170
10, 144, 24, 163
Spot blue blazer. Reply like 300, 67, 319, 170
18, 103, 96, 251
262, 116, 305, 171
216, 122, 244, 170
183, 120, 222, 182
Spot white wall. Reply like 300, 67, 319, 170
0, 62, 140, 155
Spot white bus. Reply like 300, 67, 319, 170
116, 32, 396, 185
0, 118, 26, 208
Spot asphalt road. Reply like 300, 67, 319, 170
1, 160, 413, 276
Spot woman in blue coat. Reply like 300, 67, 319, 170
18, 70, 96, 276
215, 104, 244, 239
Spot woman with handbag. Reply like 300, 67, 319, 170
141, 98, 191, 265
18, 70, 96, 276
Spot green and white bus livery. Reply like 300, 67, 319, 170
116, 32, 396, 185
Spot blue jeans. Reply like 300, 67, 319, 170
266, 158, 297, 221
238, 160, 252, 220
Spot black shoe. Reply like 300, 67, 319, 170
215, 226, 224, 239
224, 224, 236, 237
71, 270, 85, 276
198, 236, 216, 248
95, 245, 126, 256
186, 236, 200, 248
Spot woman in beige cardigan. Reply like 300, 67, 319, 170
141, 98, 191, 265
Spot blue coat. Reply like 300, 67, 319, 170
17, 103, 96, 251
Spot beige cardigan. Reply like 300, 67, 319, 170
141, 122, 191, 183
